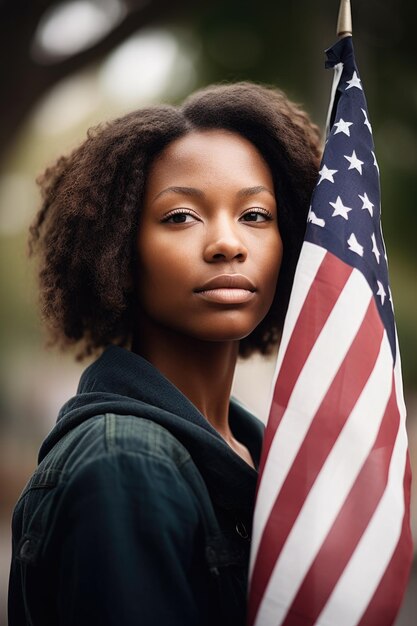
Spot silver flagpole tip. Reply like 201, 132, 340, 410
337, 0, 352, 38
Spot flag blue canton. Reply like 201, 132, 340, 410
306, 37, 396, 360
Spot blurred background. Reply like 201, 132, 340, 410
0, 0, 416, 624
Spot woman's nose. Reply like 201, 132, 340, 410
203, 218, 248, 263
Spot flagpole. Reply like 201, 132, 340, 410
337, 0, 352, 37
325, 0, 353, 133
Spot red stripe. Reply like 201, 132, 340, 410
247, 295, 382, 626
280, 371, 401, 625
258, 252, 352, 481
356, 450, 413, 626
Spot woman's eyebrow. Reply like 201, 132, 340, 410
236, 185, 275, 199
153, 186, 204, 202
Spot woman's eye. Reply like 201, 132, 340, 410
241, 210, 272, 222
163, 211, 198, 224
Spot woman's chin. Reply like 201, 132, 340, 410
191, 322, 259, 344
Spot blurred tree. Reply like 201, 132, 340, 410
2, 0, 416, 156
0, 0, 196, 158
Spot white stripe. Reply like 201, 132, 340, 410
250, 268, 371, 580
254, 332, 393, 626
317, 388, 407, 625
268, 242, 326, 405
394, 329, 407, 422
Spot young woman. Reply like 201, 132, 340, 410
8, 82, 321, 626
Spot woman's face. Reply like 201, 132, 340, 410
136, 129, 283, 344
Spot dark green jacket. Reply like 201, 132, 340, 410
9, 346, 264, 625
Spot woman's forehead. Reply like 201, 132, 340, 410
145, 129, 274, 196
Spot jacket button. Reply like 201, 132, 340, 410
235, 520, 249, 539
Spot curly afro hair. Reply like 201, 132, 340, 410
29, 81, 321, 360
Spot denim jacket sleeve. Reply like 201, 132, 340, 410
48, 448, 203, 625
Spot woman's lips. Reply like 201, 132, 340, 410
195, 288, 256, 304
194, 274, 256, 304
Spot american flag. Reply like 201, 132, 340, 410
247, 36, 413, 626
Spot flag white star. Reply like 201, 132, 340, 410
371, 233, 380, 263
388, 286, 393, 307
344, 150, 364, 174
308, 209, 325, 228
333, 118, 353, 136
329, 196, 352, 220
346, 71, 362, 90
359, 192, 374, 216
318, 164, 338, 184
376, 280, 386, 305
361, 108, 372, 133
372, 151, 380, 174
347, 233, 364, 256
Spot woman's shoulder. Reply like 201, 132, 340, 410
16, 414, 201, 541
42, 412, 193, 481
60, 415, 197, 504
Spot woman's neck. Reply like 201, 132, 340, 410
132, 320, 239, 442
